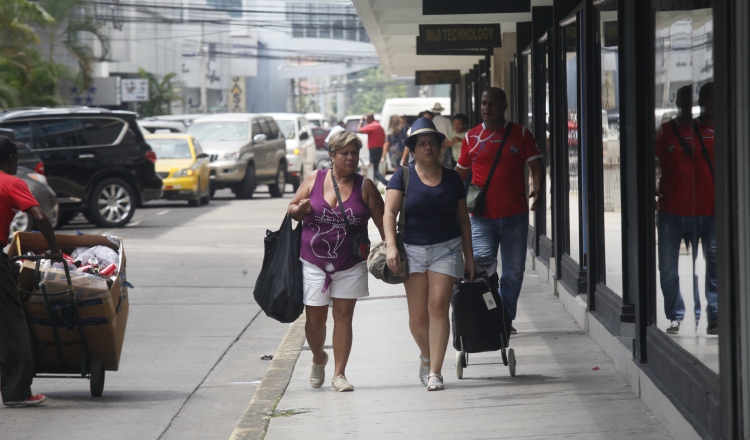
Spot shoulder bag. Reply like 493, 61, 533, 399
466, 122, 514, 216
367, 166, 410, 284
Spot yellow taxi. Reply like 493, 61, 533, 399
145, 134, 211, 206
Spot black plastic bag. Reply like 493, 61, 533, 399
253, 215, 304, 323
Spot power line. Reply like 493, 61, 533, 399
87, 0, 360, 18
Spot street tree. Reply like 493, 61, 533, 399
37, 0, 109, 90
137, 69, 185, 117
347, 67, 406, 115
0, 0, 54, 70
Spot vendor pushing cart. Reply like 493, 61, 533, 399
0, 136, 59, 407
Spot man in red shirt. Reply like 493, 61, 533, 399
0, 136, 60, 407
455, 88, 544, 327
358, 114, 388, 185
655, 83, 717, 335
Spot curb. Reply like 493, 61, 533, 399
228, 313, 307, 440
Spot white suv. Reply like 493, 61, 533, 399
267, 113, 315, 191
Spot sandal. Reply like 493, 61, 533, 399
309, 351, 328, 388
419, 355, 430, 386
427, 373, 444, 391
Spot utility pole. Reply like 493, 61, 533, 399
200, 22, 208, 113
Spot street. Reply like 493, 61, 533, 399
0, 186, 295, 440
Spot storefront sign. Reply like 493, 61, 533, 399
415, 70, 461, 85
416, 37, 493, 56
423, 0, 530, 15
121, 79, 149, 102
418, 24, 501, 50
229, 77, 246, 112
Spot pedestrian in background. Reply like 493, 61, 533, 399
324, 120, 345, 148
441, 113, 469, 169
430, 102, 452, 137
358, 114, 388, 186
0, 137, 60, 407
455, 88, 544, 334
384, 118, 474, 391
382, 114, 408, 171
288, 131, 385, 392
655, 82, 717, 335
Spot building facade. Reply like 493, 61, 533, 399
356, 1, 749, 438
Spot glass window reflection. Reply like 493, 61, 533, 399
654, 5, 717, 373
564, 24, 580, 264
599, 1, 623, 296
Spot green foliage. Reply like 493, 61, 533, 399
347, 67, 406, 115
136, 68, 186, 117
0, 50, 64, 107
37, 0, 110, 89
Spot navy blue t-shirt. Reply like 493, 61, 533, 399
386, 165, 466, 245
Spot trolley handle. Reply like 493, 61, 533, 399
12, 254, 75, 287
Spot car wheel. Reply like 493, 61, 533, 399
9, 212, 33, 241
188, 180, 201, 207
55, 210, 79, 229
269, 165, 286, 198
88, 178, 136, 227
235, 164, 256, 199
201, 184, 211, 205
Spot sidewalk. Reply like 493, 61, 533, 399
236, 265, 673, 440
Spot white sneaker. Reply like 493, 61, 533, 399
331, 375, 354, 392
309, 352, 328, 388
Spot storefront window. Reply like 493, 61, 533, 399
526, 51, 535, 227
564, 23, 580, 264
654, 3, 717, 372
599, 0, 623, 296
545, 45, 552, 239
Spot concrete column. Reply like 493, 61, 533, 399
492, 47, 504, 87
502, 32, 517, 110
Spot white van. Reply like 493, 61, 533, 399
380, 97, 452, 133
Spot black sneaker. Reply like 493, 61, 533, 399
666, 320, 681, 335
707, 321, 718, 335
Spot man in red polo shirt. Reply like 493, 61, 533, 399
655, 82, 717, 335
0, 136, 60, 407
358, 114, 388, 185
455, 88, 544, 328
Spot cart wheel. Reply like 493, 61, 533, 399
90, 358, 105, 397
455, 352, 464, 379
508, 348, 516, 377
461, 352, 468, 368
501, 348, 509, 366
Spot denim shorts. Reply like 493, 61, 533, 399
403, 236, 464, 278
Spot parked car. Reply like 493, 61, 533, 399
0, 107, 164, 228
311, 126, 329, 149
137, 119, 186, 134
266, 113, 315, 191
145, 134, 211, 206
9, 166, 58, 240
305, 112, 329, 128
186, 113, 287, 199
149, 114, 209, 128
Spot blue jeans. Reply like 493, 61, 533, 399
368, 148, 387, 184
657, 212, 718, 324
471, 212, 529, 320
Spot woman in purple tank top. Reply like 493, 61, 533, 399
288, 131, 384, 392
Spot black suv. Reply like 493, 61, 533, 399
0, 107, 163, 228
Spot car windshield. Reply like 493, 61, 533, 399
187, 121, 248, 141
147, 139, 193, 159
276, 120, 295, 139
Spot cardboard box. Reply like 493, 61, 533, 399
8, 232, 129, 372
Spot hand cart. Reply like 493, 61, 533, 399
13, 255, 106, 397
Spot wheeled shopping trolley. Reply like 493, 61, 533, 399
10, 232, 130, 398
451, 259, 516, 379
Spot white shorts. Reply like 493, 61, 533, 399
301, 259, 369, 306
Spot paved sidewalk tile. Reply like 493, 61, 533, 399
264, 271, 672, 440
